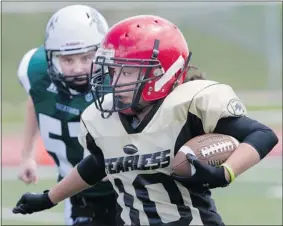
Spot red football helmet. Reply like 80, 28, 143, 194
91, 15, 191, 117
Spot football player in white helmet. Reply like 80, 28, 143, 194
16, 5, 116, 226
14, 15, 278, 225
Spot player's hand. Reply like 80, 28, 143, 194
171, 154, 229, 190
18, 158, 38, 184
12, 190, 56, 215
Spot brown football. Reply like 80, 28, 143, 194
172, 133, 239, 177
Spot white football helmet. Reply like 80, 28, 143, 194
44, 4, 109, 95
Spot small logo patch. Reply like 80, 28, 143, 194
85, 93, 93, 102
227, 99, 246, 116
46, 83, 58, 94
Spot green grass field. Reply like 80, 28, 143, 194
2, 6, 282, 126
2, 160, 282, 225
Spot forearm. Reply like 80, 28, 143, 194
21, 96, 39, 160
48, 166, 91, 204
49, 154, 106, 204
224, 143, 260, 178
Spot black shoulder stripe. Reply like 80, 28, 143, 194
81, 119, 97, 153
81, 119, 89, 133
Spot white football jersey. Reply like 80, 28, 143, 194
79, 80, 246, 226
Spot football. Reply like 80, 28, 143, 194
172, 133, 239, 177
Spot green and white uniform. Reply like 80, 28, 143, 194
17, 46, 114, 224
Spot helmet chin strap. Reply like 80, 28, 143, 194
132, 100, 151, 113
131, 39, 160, 114
128, 83, 149, 114
124, 98, 154, 116
116, 96, 148, 115
68, 83, 89, 94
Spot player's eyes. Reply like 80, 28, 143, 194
82, 55, 94, 62
122, 72, 130, 77
63, 58, 73, 64
109, 68, 130, 77
81, 56, 88, 62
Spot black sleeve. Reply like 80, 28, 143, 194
77, 133, 106, 185
213, 116, 278, 159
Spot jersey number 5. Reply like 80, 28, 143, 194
38, 113, 80, 177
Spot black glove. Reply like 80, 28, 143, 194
171, 154, 230, 191
12, 190, 56, 214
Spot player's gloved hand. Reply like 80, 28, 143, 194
171, 154, 230, 191
12, 190, 57, 214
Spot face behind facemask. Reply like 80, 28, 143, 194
44, 5, 110, 96
47, 48, 99, 96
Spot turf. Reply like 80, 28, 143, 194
2, 163, 282, 225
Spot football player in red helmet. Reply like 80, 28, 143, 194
91, 15, 191, 119
13, 15, 278, 226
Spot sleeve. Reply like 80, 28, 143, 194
77, 154, 106, 185
17, 48, 38, 94
214, 116, 278, 159
189, 83, 247, 133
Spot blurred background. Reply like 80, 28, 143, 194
1, 1, 282, 225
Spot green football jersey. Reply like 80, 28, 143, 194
18, 46, 113, 196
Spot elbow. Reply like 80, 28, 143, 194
245, 128, 279, 159
215, 116, 279, 159
265, 129, 279, 154
77, 155, 106, 186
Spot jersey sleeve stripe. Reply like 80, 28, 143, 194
17, 48, 38, 93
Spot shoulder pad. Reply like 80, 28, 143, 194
17, 46, 48, 94
17, 48, 38, 93
189, 82, 247, 133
